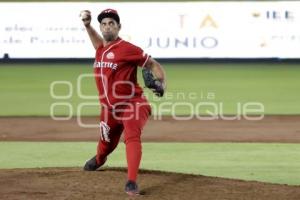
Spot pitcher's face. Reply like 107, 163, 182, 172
100, 18, 120, 42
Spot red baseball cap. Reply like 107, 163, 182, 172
97, 8, 120, 24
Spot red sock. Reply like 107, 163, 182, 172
126, 139, 142, 181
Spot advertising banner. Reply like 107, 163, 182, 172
0, 2, 299, 59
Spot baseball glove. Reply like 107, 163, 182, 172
142, 68, 164, 97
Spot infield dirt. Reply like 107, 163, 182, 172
1, 116, 300, 200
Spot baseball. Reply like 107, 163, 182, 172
80, 10, 90, 21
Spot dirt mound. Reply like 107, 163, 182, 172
0, 167, 300, 200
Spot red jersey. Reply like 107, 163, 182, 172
93, 38, 150, 109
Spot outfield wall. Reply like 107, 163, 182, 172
0, 1, 299, 59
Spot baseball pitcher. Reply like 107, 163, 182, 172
80, 8, 166, 195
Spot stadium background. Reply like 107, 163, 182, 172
0, 1, 300, 199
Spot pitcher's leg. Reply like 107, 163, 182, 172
96, 121, 123, 166
123, 102, 151, 181
84, 109, 123, 171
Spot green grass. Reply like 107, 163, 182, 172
1, 142, 300, 185
0, 63, 300, 116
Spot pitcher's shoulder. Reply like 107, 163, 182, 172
120, 40, 141, 49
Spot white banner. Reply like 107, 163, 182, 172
0, 2, 299, 59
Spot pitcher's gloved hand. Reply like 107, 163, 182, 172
142, 68, 164, 97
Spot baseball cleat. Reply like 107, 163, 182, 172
125, 180, 140, 196
83, 155, 106, 171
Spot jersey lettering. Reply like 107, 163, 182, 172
94, 61, 118, 70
